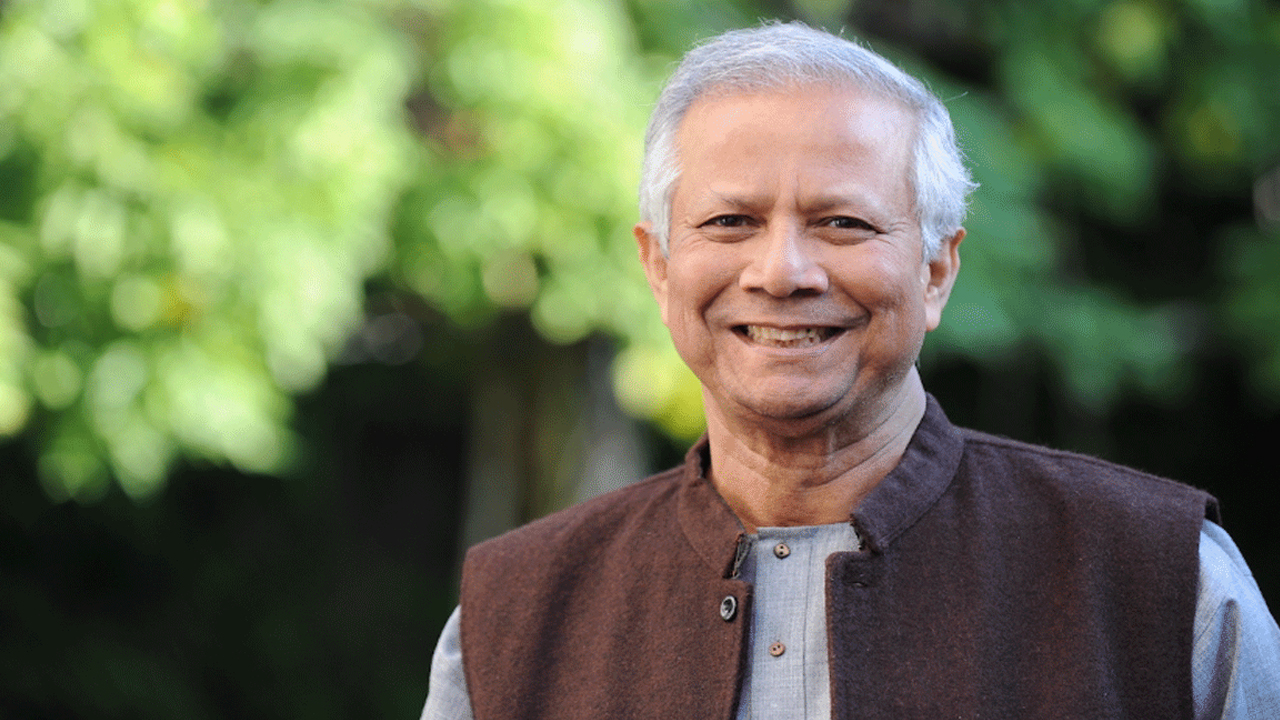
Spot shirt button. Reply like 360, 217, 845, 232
769, 642, 786, 657
773, 542, 791, 559
719, 595, 737, 621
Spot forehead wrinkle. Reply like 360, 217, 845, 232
801, 180, 906, 219
690, 181, 902, 224
799, 191, 877, 213
692, 183, 779, 214
676, 86, 918, 225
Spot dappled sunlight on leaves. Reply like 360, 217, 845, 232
0, 0, 416, 497
1, 0, 1278, 500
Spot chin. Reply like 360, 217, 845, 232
739, 394, 847, 425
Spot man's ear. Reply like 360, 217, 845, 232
634, 222, 670, 325
923, 228, 963, 332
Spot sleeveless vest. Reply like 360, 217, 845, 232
460, 396, 1218, 719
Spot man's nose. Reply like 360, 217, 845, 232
738, 222, 829, 297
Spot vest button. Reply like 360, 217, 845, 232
773, 542, 790, 559
719, 595, 737, 621
768, 642, 786, 657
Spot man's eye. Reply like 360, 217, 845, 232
704, 215, 751, 228
824, 216, 873, 231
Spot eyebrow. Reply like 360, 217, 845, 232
696, 187, 890, 218
801, 194, 877, 214
701, 188, 768, 210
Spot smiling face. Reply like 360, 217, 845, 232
636, 84, 962, 438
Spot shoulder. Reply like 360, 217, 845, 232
954, 426, 1215, 519
1196, 520, 1271, 624
1192, 520, 1280, 712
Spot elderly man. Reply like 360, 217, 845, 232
423, 22, 1280, 719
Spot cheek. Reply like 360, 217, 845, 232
667, 250, 739, 309
848, 257, 919, 309
660, 272, 711, 341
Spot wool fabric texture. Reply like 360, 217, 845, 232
460, 396, 1217, 719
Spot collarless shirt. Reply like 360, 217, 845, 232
733, 522, 862, 720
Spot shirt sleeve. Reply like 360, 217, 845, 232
1192, 520, 1280, 720
421, 606, 475, 720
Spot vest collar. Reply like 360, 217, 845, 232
851, 394, 965, 553
676, 394, 966, 572
675, 437, 748, 578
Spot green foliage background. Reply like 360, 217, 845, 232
1, 0, 1277, 716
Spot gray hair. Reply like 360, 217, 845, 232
639, 21, 977, 259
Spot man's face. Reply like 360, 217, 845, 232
635, 84, 961, 434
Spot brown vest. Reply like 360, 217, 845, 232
460, 397, 1218, 719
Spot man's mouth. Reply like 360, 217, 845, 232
738, 325, 840, 349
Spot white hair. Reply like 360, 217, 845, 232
639, 21, 977, 259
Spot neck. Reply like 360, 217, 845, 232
704, 373, 927, 532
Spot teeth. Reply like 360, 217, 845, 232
745, 326, 830, 348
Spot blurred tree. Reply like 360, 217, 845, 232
0, 0, 419, 500
5, 0, 1276, 504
